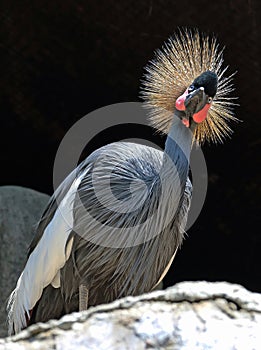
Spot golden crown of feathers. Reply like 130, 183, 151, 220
141, 29, 238, 144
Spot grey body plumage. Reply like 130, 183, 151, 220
29, 117, 192, 324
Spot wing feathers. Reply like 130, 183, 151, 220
7, 173, 86, 334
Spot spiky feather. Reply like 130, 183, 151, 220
141, 29, 238, 144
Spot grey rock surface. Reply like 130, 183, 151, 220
0, 186, 49, 338
1, 281, 260, 349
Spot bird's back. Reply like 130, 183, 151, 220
60, 141, 191, 306
8, 141, 192, 332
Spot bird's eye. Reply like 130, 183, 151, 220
188, 85, 194, 93
208, 97, 213, 103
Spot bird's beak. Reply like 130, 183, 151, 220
184, 87, 207, 113
175, 87, 212, 127
184, 87, 209, 123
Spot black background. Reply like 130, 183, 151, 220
0, 1, 260, 292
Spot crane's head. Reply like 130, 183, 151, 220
175, 70, 218, 129
141, 29, 238, 144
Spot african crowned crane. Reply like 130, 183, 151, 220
7, 29, 237, 334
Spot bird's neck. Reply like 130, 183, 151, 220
161, 115, 193, 187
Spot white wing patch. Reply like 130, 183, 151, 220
7, 174, 84, 335
51, 234, 74, 288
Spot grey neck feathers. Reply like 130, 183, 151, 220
161, 115, 193, 189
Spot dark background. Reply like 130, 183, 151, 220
0, 1, 260, 292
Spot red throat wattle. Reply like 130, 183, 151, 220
192, 103, 211, 123
175, 90, 211, 124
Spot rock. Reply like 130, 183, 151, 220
0, 281, 260, 349
0, 186, 50, 338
